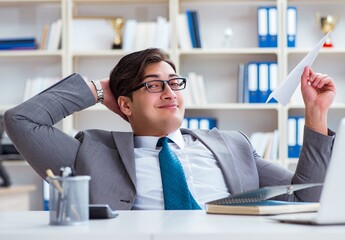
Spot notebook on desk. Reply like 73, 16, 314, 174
270, 118, 345, 225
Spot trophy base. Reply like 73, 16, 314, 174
323, 42, 333, 48
112, 44, 122, 49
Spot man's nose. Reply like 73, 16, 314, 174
162, 83, 177, 97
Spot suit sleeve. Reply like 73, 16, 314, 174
4, 73, 96, 179
255, 127, 335, 202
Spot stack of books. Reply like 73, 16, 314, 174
40, 19, 62, 50
177, 10, 202, 50
0, 37, 38, 50
183, 72, 208, 106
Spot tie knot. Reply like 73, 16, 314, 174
157, 137, 171, 147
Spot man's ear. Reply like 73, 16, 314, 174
118, 96, 132, 117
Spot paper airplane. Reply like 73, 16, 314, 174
266, 32, 330, 106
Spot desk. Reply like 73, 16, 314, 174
0, 185, 36, 210
0, 210, 344, 240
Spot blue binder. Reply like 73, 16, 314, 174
258, 63, 269, 103
184, 117, 217, 130
287, 6, 297, 48
267, 62, 278, 103
287, 116, 304, 158
267, 6, 278, 47
247, 62, 259, 103
257, 7, 268, 47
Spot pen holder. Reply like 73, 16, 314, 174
47, 175, 91, 226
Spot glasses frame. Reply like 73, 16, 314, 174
125, 77, 187, 95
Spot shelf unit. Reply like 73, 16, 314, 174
1, 0, 345, 170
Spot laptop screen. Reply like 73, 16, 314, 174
317, 118, 345, 223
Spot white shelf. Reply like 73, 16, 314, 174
287, 48, 345, 54
0, 50, 63, 57
178, 48, 279, 55
0, 0, 60, 3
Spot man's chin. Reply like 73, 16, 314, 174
158, 118, 183, 131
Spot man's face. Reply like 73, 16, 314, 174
122, 61, 185, 137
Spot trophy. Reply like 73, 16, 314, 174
316, 13, 339, 47
111, 17, 124, 49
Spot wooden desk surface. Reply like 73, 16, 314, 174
0, 185, 36, 210
0, 210, 345, 240
0, 185, 36, 195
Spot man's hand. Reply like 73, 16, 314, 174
89, 78, 128, 122
301, 66, 336, 135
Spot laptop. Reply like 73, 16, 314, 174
270, 118, 345, 225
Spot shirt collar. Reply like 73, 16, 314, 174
134, 129, 185, 149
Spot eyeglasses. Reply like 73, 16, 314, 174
125, 77, 187, 95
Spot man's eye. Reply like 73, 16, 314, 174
170, 82, 179, 87
147, 83, 160, 89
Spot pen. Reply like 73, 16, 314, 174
46, 169, 63, 193
46, 168, 81, 223
46, 169, 65, 222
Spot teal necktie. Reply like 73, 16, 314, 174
157, 137, 201, 210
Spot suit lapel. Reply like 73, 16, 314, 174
182, 128, 243, 194
111, 132, 136, 189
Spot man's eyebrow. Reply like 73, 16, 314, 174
142, 74, 179, 80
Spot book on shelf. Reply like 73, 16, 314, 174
39, 19, 62, 50
287, 6, 297, 48
122, 19, 137, 51
0, 37, 38, 50
258, 6, 277, 48
71, 18, 114, 51
185, 72, 208, 106
206, 183, 322, 215
257, 6, 297, 48
155, 16, 170, 50
267, 6, 278, 47
237, 63, 245, 103
185, 10, 202, 48
0, 37, 36, 44
182, 117, 217, 130
237, 62, 278, 104
122, 17, 170, 52
249, 130, 279, 161
257, 7, 268, 47
287, 116, 305, 159
39, 24, 50, 50
47, 19, 62, 50
269, 129, 279, 160
177, 13, 193, 50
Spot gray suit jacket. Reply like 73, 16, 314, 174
4, 74, 335, 210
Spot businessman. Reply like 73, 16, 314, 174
4, 48, 336, 210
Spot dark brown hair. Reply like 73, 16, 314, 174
109, 48, 176, 100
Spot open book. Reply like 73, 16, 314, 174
205, 183, 322, 215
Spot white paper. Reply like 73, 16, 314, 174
266, 33, 330, 106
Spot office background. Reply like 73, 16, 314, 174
0, 0, 345, 210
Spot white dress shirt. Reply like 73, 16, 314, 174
132, 129, 230, 210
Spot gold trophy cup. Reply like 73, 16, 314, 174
316, 13, 339, 47
111, 17, 124, 49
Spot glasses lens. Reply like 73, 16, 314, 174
169, 78, 186, 90
144, 78, 186, 93
146, 80, 164, 93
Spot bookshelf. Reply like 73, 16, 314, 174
1, 0, 345, 173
